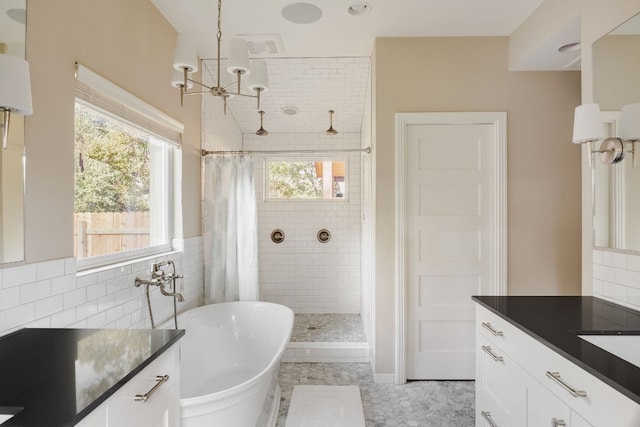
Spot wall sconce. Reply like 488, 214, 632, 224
0, 54, 33, 149
572, 103, 640, 167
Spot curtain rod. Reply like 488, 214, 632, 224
201, 147, 371, 156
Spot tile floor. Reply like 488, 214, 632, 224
277, 363, 475, 427
291, 314, 367, 342
279, 314, 475, 426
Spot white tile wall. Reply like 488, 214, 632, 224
244, 132, 362, 313
0, 236, 204, 336
360, 64, 373, 345
282, 342, 370, 363
593, 248, 640, 310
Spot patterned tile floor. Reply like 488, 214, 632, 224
277, 363, 475, 427
291, 314, 367, 342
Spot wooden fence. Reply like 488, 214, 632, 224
74, 212, 150, 258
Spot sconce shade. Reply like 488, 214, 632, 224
620, 103, 640, 141
572, 103, 605, 144
170, 68, 194, 90
248, 60, 269, 92
227, 38, 251, 76
173, 35, 199, 73
0, 54, 32, 115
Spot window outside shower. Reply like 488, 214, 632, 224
74, 101, 176, 266
266, 159, 347, 200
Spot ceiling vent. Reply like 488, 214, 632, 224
238, 34, 285, 56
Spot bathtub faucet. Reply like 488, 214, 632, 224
158, 276, 185, 302
134, 260, 185, 302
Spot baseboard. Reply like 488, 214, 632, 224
373, 373, 395, 384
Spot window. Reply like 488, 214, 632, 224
266, 159, 346, 200
74, 64, 182, 268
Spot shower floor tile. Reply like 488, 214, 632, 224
277, 362, 475, 427
291, 314, 366, 342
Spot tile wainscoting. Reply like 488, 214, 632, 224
0, 236, 204, 335
593, 248, 640, 310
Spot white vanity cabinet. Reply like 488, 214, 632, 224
476, 321, 527, 426
476, 304, 640, 427
76, 345, 180, 427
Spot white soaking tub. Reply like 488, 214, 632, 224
162, 301, 293, 427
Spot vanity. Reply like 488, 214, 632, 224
0, 328, 184, 426
474, 296, 640, 427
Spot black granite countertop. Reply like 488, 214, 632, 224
0, 328, 184, 426
473, 296, 640, 404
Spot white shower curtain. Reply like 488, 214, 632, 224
204, 155, 259, 303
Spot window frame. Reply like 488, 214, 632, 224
264, 156, 349, 202
74, 64, 183, 271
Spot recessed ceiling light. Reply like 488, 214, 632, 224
6, 8, 26, 25
281, 3, 323, 25
347, 2, 371, 16
282, 106, 299, 116
558, 42, 581, 53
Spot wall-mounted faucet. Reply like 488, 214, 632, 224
134, 260, 185, 302
135, 260, 185, 329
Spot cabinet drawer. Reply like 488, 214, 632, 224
107, 346, 180, 427
518, 332, 640, 426
476, 305, 517, 353
476, 337, 527, 426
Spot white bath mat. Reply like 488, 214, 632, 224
285, 385, 366, 427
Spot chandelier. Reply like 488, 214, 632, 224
171, 0, 269, 116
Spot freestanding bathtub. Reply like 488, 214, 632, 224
162, 301, 294, 427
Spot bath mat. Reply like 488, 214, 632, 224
285, 385, 366, 427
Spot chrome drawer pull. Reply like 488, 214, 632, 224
545, 371, 587, 398
481, 345, 504, 362
552, 418, 567, 427
481, 411, 498, 427
134, 375, 169, 402
481, 322, 503, 336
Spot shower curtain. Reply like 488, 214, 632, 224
204, 155, 259, 303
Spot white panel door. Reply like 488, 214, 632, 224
405, 122, 496, 380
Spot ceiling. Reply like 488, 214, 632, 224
0, 0, 26, 57
150, 0, 549, 134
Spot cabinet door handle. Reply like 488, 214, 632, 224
481, 345, 504, 362
481, 322, 503, 336
545, 371, 587, 398
134, 375, 169, 402
552, 418, 567, 427
481, 411, 498, 427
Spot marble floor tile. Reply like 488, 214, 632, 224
277, 363, 475, 427
292, 314, 366, 342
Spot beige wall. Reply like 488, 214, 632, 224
24, 0, 201, 263
372, 36, 582, 373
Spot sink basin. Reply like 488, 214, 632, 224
579, 334, 640, 368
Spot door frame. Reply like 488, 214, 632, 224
394, 112, 508, 384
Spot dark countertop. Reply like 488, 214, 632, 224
473, 296, 640, 405
0, 328, 184, 426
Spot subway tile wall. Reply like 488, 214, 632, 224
0, 236, 204, 335
593, 249, 640, 310
244, 132, 362, 313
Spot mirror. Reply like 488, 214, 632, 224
0, 1, 26, 263
592, 13, 640, 252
